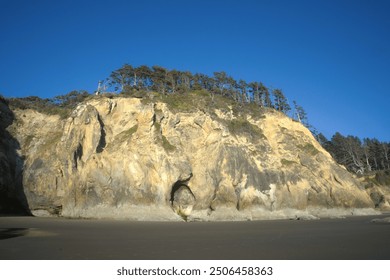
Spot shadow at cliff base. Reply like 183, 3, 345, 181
0, 97, 31, 216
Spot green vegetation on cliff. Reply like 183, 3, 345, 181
318, 132, 390, 175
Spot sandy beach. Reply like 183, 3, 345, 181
1, 215, 390, 260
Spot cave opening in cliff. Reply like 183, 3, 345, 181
170, 180, 188, 204
170, 179, 196, 221
170, 178, 195, 204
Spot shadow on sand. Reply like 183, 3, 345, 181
0, 228, 28, 240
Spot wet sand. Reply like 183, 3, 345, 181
1, 215, 390, 259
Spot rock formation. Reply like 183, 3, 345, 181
0, 95, 381, 220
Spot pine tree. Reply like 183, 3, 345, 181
213, 71, 228, 96
273, 88, 291, 114
151, 66, 168, 94
293, 100, 308, 127
260, 83, 272, 107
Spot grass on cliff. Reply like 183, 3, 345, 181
105, 124, 138, 151
153, 119, 176, 152
138, 89, 267, 120
161, 135, 175, 152
5, 88, 268, 122
9, 97, 71, 119
7, 92, 94, 119
226, 116, 266, 141
140, 89, 214, 113
281, 158, 297, 166
298, 143, 319, 156
114, 125, 138, 142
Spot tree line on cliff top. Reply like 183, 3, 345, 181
106, 64, 305, 122
3, 64, 389, 176
5, 64, 308, 126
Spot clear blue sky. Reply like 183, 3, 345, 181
1, 0, 389, 141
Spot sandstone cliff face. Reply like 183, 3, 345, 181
2, 96, 378, 220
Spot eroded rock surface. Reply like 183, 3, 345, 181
1, 96, 379, 220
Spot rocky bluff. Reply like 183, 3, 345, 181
0, 95, 379, 220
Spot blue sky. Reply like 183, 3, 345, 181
1, 0, 389, 141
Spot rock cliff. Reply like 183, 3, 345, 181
0, 95, 379, 220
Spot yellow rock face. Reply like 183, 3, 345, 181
6, 97, 377, 220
